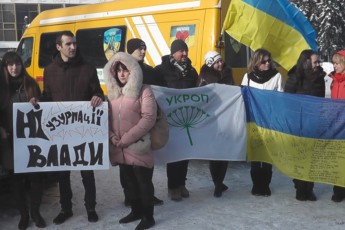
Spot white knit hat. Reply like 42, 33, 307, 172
204, 51, 222, 67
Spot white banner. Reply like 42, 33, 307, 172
13, 101, 109, 173
151, 84, 247, 164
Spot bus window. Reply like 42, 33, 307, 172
17, 37, 33, 68
76, 26, 126, 68
39, 32, 59, 68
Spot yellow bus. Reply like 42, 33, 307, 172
17, 0, 253, 94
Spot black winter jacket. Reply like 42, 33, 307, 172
198, 64, 234, 86
0, 75, 41, 170
154, 55, 198, 89
285, 66, 325, 97
139, 62, 166, 86
42, 52, 104, 101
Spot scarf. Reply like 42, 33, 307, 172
248, 68, 278, 84
169, 55, 189, 78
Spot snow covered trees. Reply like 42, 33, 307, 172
291, 0, 345, 60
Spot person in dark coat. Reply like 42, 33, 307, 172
285, 49, 325, 201
198, 51, 234, 86
127, 38, 166, 87
1, 51, 46, 230
154, 39, 198, 201
30, 31, 104, 224
198, 51, 234, 197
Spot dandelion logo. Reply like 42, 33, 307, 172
167, 106, 209, 146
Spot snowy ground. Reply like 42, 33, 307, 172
1, 161, 345, 230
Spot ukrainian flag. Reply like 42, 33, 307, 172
242, 87, 345, 187
223, 0, 317, 71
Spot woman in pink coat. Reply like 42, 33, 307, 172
104, 52, 157, 230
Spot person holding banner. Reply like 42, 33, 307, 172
329, 50, 345, 202
198, 50, 234, 197
104, 52, 157, 230
285, 49, 325, 201
154, 39, 198, 201
30, 31, 104, 224
0, 51, 46, 229
241, 49, 284, 197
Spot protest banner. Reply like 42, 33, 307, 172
151, 84, 247, 164
13, 101, 109, 173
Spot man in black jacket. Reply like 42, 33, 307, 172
154, 39, 198, 201
127, 38, 166, 86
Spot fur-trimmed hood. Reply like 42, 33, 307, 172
104, 52, 143, 100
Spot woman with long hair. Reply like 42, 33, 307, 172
241, 48, 284, 197
0, 51, 46, 229
285, 49, 325, 201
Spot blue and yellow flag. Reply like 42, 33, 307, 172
223, 0, 317, 71
242, 86, 345, 187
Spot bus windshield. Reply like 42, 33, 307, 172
17, 37, 33, 68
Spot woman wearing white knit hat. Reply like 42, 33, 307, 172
198, 50, 234, 197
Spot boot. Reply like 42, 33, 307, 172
30, 180, 46, 228
13, 175, 29, 230
53, 209, 73, 224
214, 183, 228, 198
31, 208, 46, 228
332, 186, 345, 202
294, 179, 307, 201
119, 202, 142, 224
210, 161, 228, 198
179, 185, 190, 198
261, 170, 272, 196
250, 170, 262, 196
87, 209, 99, 222
168, 188, 182, 201
135, 205, 155, 230
306, 182, 316, 201
214, 184, 223, 198
18, 210, 30, 230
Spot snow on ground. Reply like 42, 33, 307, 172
1, 161, 345, 230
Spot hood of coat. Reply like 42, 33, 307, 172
104, 52, 143, 100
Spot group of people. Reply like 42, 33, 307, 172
0, 31, 232, 230
1, 29, 345, 230
241, 48, 345, 204
1, 31, 104, 230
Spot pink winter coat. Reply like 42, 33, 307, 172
104, 52, 157, 168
